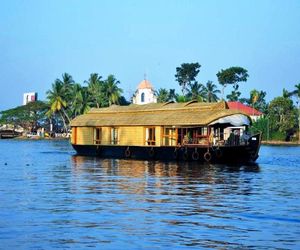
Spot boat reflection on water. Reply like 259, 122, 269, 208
71, 156, 260, 178
70, 156, 260, 197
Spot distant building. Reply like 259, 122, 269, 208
227, 101, 263, 122
132, 79, 157, 105
23, 92, 38, 105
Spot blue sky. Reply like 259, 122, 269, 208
1, 0, 300, 110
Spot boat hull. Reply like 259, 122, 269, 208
71, 133, 261, 163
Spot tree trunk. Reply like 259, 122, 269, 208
60, 108, 71, 133
60, 112, 68, 133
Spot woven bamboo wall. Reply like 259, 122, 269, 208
119, 126, 144, 145
72, 126, 163, 146
101, 127, 111, 144
71, 127, 76, 144
76, 127, 93, 144
156, 126, 162, 146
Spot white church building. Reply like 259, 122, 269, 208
132, 79, 157, 105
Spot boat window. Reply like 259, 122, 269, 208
145, 127, 155, 145
177, 127, 209, 145
163, 128, 177, 146
111, 127, 118, 145
94, 127, 102, 144
200, 127, 208, 136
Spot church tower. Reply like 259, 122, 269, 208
132, 77, 157, 105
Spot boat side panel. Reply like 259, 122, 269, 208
71, 143, 259, 163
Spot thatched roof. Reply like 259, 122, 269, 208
70, 101, 251, 127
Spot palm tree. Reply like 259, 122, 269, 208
252, 90, 267, 113
103, 75, 123, 106
282, 88, 291, 99
70, 83, 82, 118
176, 94, 187, 103
202, 81, 220, 102
186, 82, 204, 102
226, 84, 241, 101
291, 84, 300, 143
168, 89, 177, 102
54, 73, 75, 120
46, 80, 70, 132
85, 73, 103, 108
70, 84, 92, 118
156, 88, 169, 103
290, 84, 300, 98
250, 89, 260, 103
57, 73, 75, 102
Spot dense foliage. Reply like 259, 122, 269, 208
0, 101, 49, 132
268, 97, 296, 134
216, 66, 249, 101
175, 63, 201, 95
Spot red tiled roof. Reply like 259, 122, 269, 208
137, 79, 154, 89
227, 101, 263, 116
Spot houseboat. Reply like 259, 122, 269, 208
70, 101, 261, 163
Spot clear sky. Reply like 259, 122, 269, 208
1, 0, 300, 111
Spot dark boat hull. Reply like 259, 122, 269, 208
72, 134, 261, 163
0, 130, 21, 139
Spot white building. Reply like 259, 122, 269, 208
132, 79, 157, 105
23, 92, 38, 105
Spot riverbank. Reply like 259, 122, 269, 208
12, 136, 69, 140
262, 140, 300, 146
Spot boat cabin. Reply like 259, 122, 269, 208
70, 101, 251, 148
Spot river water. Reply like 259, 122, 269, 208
0, 139, 299, 249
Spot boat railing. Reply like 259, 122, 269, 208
180, 130, 259, 147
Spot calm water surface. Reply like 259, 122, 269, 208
0, 140, 299, 249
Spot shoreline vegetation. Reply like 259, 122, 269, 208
0, 64, 299, 143
262, 140, 300, 146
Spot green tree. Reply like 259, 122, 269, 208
226, 84, 241, 101
175, 94, 187, 103
250, 117, 269, 141
186, 82, 204, 101
70, 84, 92, 118
216, 66, 249, 100
268, 96, 296, 137
0, 101, 48, 132
118, 96, 130, 106
290, 83, 300, 142
290, 84, 300, 98
168, 89, 177, 102
156, 88, 170, 103
175, 62, 201, 95
202, 81, 220, 102
103, 75, 123, 106
251, 90, 267, 113
57, 73, 75, 106
282, 88, 291, 98
46, 80, 71, 132
240, 89, 267, 113
85, 73, 103, 108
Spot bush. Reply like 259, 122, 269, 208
270, 131, 285, 141
250, 117, 268, 140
